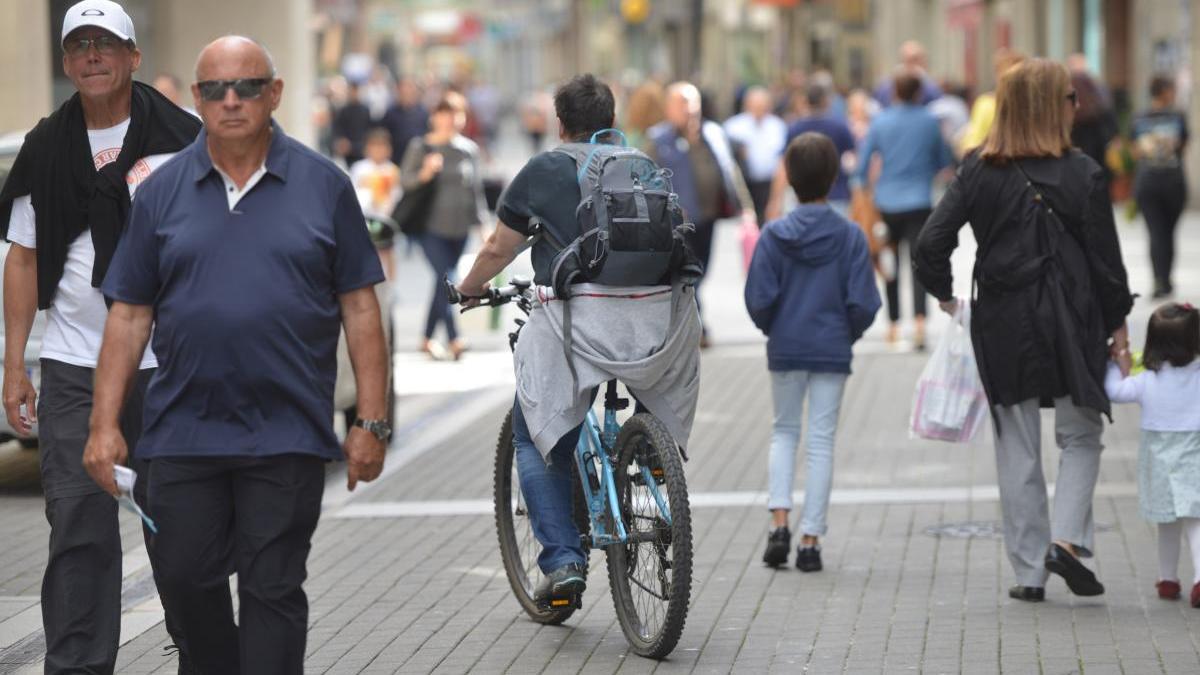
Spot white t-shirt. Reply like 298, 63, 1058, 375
6, 118, 174, 369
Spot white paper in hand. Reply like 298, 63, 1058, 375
113, 466, 158, 533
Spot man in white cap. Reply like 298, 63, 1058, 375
0, 1, 199, 671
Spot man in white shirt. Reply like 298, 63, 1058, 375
723, 86, 787, 225
0, 2, 199, 671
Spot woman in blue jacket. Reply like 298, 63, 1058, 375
745, 132, 882, 571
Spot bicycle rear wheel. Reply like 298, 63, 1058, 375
606, 413, 693, 659
494, 410, 587, 624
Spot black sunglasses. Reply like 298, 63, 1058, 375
196, 78, 273, 102
1066, 90, 1079, 107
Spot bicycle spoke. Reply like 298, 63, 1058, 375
514, 474, 542, 593
617, 444, 675, 640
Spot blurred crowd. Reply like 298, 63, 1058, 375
255, 39, 1183, 353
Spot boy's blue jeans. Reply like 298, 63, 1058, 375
767, 370, 848, 537
512, 398, 588, 573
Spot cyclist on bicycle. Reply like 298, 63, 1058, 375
456, 74, 702, 609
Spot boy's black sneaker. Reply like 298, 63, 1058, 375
763, 527, 791, 567
796, 545, 822, 572
533, 563, 587, 609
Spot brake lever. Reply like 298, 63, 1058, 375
446, 276, 498, 313
444, 277, 463, 305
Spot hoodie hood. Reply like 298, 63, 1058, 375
767, 204, 847, 265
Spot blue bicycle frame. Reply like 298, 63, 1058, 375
572, 397, 673, 549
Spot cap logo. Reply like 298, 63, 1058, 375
81, 8, 105, 15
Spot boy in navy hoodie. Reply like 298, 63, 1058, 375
745, 132, 882, 570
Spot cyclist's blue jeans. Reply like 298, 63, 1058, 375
512, 398, 588, 573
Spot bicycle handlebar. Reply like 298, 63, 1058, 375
445, 276, 533, 310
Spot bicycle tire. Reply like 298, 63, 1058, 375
494, 410, 578, 625
606, 413, 692, 659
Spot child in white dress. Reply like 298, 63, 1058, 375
1106, 302, 1200, 605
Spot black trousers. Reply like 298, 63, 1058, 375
881, 208, 931, 322
1136, 171, 1187, 288
686, 217, 717, 328
148, 454, 325, 675
746, 179, 773, 227
37, 360, 154, 675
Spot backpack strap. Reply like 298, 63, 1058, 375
1013, 160, 1067, 248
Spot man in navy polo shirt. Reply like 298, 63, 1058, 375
82, 36, 389, 673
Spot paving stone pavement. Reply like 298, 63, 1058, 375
2, 213, 1200, 673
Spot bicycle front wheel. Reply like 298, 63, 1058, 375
606, 413, 693, 659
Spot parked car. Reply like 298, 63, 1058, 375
0, 131, 43, 448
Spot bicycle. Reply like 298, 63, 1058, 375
446, 277, 693, 659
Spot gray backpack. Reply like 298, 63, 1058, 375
542, 129, 700, 298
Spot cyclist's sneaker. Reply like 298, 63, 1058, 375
534, 563, 587, 609
796, 545, 822, 572
763, 527, 791, 567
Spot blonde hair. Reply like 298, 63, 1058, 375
980, 58, 1073, 164
624, 81, 665, 133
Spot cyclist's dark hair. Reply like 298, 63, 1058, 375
1144, 302, 1200, 372
554, 74, 616, 142
785, 132, 839, 203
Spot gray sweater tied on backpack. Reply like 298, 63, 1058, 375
514, 282, 702, 458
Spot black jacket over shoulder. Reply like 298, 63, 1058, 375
914, 150, 1133, 417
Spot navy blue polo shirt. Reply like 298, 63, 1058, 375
102, 122, 384, 460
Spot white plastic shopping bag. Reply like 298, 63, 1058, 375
909, 303, 989, 442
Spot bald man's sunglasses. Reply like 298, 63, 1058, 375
196, 78, 273, 102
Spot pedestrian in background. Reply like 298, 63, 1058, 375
855, 67, 953, 349
350, 129, 402, 279
746, 132, 881, 572
915, 58, 1133, 603
1106, 303, 1200, 606
85, 36, 389, 673
647, 81, 751, 346
723, 86, 787, 226
379, 78, 428, 164
622, 80, 665, 149
332, 80, 372, 166
767, 82, 857, 220
350, 128, 402, 216
959, 48, 1027, 155
873, 41, 943, 107
1132, 75, 1189, 298
401, 91, 487, 361
0, 2, 199, 670
1070, 68, 1118, 188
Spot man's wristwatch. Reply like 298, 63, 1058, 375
353, 418, 392, 442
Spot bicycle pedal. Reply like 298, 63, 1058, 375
540, 592, 582, 611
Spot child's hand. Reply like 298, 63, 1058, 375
1115, 348, 1133, 377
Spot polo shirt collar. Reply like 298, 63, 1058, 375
190, 119, 290, 183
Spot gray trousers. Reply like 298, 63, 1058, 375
993, 397, 1104, 587
38, 360, 152, 674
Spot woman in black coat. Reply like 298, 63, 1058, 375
915, 58, 1133, 602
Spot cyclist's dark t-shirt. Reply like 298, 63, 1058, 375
496, 151, 581, 286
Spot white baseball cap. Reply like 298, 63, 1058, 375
61, 0, 136, 46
